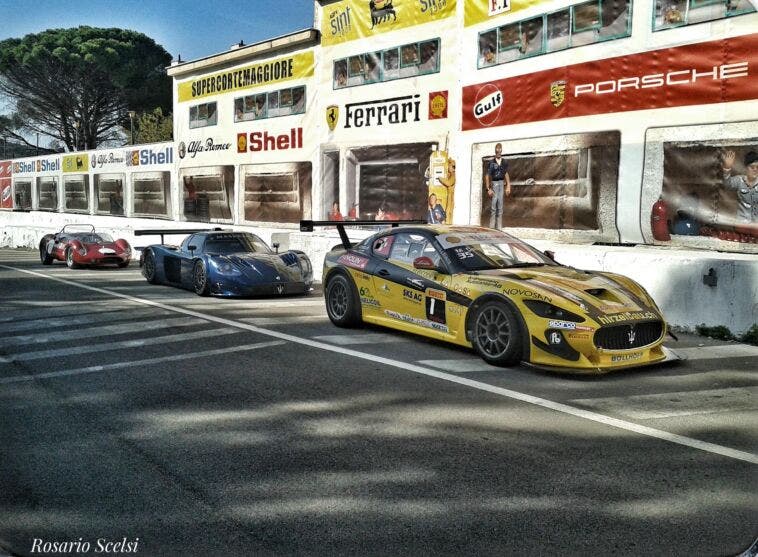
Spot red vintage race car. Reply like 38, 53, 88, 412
39, 225, 132, 268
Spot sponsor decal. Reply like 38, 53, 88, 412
1, 183, 12, 209
328, 4, 354, 40
426, 288, 446, 301
448, 305, 463, 316
550, 80, 566, 108
548, 331, 562, 345
466, 276, 502, 288
344, 95, 421, 128
403, 288, 423, 303
326, 105, 339, 131
462, 34, 758, 130
14, 159, 60, 174
381, 284, 391, 293
385, 309, 449, 333
369, 0, 397, 29
243, 128, 303, 152
180, 138, 232, 159
548, 320, 576, 330
611, 352, 643, 362
0, 161, 10, 178
472, 83, 503, 127
429, 91, 448, 120
178, 51, 314, 102
360, 297, 381, 307
62, 154, 89, 173
126, 146, 174, 166
567, 332, 590, 340
338, 253, 369, 270
91, 152, 126, 169
406, 277, 425, 289
598, 311, 658, 325
451, 283, 471, 297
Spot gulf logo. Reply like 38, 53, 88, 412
473, 83, 503, 127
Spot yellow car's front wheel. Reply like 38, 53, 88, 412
472, 301, 523, 367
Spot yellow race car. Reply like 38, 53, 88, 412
302, 222, 678, 374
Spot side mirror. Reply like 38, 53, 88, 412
273, 242, 280, 254
187, 244, 197, 252
413, 256, 438, 271
544, 250, 556, 261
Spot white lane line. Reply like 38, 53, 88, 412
570, 387, 758, 420
0, 317, 202, 348
0, 341, 285, 385
0, 307, 167, 334
2, 263, 756, 465
311, 333, 409, 345
0, 304, 136, 323
676, 345, 758, 360
4, 328, 241, 362
418, 359, 501, 373
240, 315, 327, 326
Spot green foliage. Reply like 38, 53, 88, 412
695, 324, 734, 341
0, 26, 172, 150
739, 325, 758, 346
129, 107, 173, 144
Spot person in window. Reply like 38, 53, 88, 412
426, 193, 446, 224
419, 42, 438, 73
110, 182, 124, 215
375, 206, 388, 221
481, 45, 495, 66
663, 2, 684, 24
485, 143, 511, 229
328, 201, 344, 221
722, 150, 758, 225
364, 55, 380, 82
292, 88, 305, 113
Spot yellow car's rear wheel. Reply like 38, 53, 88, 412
472, 301, 523, 366
325, 273, 361, 328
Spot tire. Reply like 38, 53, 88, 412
325, 273, 362, 328
143, 250, 158, 284
65, 247, 79, 269
471, 300, 523, 366
39, 242, 53, 265
193, 260, 210, 296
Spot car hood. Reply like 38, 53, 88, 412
221, 252, 305, 281
474, 265, 658, 318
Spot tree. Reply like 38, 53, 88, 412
127, 107, 173, 145
0, 27, 172, 151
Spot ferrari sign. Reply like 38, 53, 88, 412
326, 105, 339, 131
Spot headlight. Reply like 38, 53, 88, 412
523, 300, 585, 322
213, 260, 242, 275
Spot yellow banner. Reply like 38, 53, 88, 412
464, 0, 546, 27
322, 0, 456, 46
62, 154, 89, 173
178, 51, 315, 103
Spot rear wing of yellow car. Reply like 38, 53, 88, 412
299, 220, 426, 249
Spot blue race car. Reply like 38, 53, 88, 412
139, 230, 313, 296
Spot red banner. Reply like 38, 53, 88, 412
0, 161, 11, 209
462, 34, 758, 131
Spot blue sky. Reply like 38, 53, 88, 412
0, 0, 315, 62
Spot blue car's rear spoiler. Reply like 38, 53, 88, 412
134, 227, 228, 245
299, 220, 425, 249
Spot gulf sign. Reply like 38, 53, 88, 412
462, 33, 758, 130
0, 161, 11, 209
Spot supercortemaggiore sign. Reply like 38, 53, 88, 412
178, 51, 315, 102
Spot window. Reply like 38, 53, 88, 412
132, 171, 171, 218
388, 233, 434, 265
181, 166, 235, 222
333, 39, 440, 89
94, 174, 125, 216
653, 0, 754, 30
478, 0, 631, 68
242, 162, 312, 224
64, 175, 90, 213
234, 86, 306, 121
37, 177, 58, 211
189, 101, 217, 128
13, 180, 32, 210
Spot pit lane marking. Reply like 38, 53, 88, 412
0, 341, 285, 385
674, 345, 758, 360
2, 263, 757, 466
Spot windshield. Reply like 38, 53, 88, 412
71, 233, 113, 244
204, 233, 271, 255
436, 229, 555, 271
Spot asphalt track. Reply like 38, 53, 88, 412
0, 248, 756, 556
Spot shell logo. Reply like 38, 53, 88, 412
473, 83, 503, 127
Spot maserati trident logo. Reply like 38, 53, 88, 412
276, 284, 284, 295
628, 326, 636, 345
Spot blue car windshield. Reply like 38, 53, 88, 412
204, 234, 271, 255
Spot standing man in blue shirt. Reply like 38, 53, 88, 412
485, 143, 511, 229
